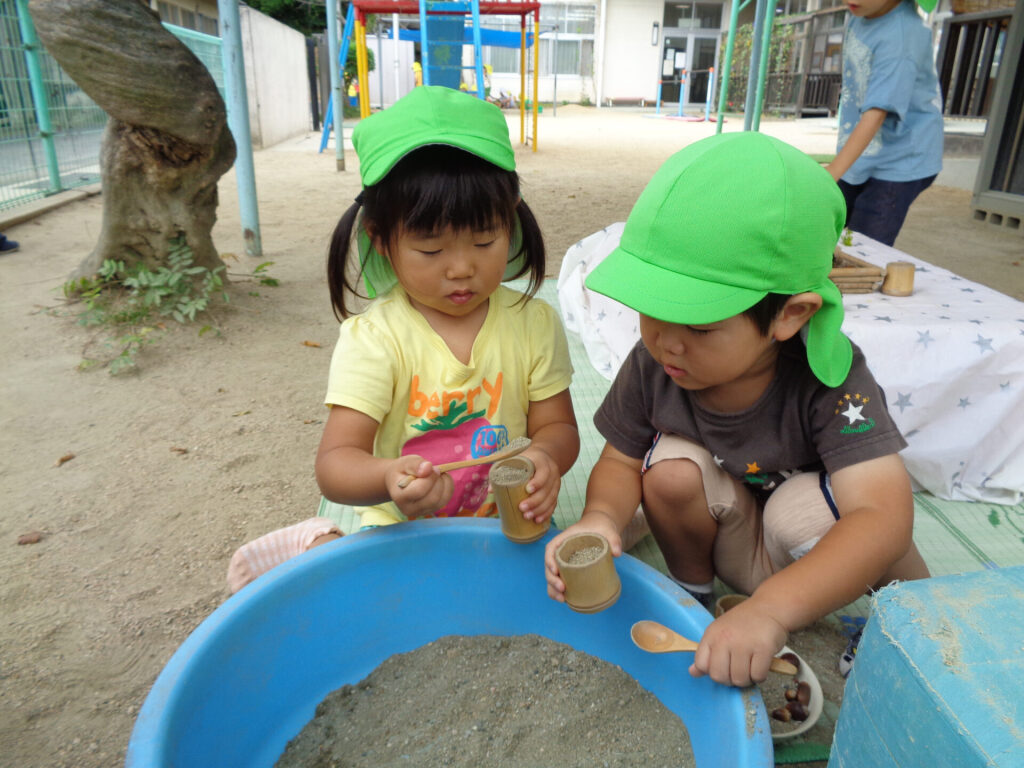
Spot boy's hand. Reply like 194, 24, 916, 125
386, 456, 453, 519
543, 511, 622, 602
514, 445, 561, 525
688, 597, 788, 687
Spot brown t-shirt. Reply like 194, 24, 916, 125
595, 338, 906, 498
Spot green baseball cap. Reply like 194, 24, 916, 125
585, 131, 852, 387
353, 85, 515, 187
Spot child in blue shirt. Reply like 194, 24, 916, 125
826, 0, 943, 246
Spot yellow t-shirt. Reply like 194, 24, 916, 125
325, 284, 573, 525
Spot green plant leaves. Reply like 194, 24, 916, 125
58, 236, 260, 374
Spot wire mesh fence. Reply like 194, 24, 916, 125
0, 3, 223, 213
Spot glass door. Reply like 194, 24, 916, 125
661, 36, 688, 102
688, 36, 718, 104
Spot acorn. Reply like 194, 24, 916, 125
785, 700, 809, 721
771, 706, 792, 722
797, 681, 812, 706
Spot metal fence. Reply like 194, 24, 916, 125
724, 71, 841, 116
0, 2, 223, 213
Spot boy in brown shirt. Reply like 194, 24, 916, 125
544, 132, 929, 686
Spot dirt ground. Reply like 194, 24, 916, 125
2, 106, 1022, 768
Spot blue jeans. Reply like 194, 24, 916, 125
838, 175, 937, 247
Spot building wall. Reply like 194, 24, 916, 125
600, 0, 665, 103
239, 6, 311, 148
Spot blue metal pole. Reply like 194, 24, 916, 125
470, 0, 485, 99
656, 80, 662, 114
319, 3, 354, 156
15, 0, 61, 195
705, 67, 714, 122
677, 71, 686, 117
419, 0, 430, 86
218, 0, 262, 257
323, 0, 347, 168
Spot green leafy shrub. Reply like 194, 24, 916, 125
58, 236, 276, 374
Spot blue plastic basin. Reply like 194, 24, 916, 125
127, 519, 773, 767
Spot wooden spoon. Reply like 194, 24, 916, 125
630, 620, 799, 676
396, 436, 531, 489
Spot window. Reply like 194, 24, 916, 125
198, 13, 219, 36
485, 4, 596, 77
158, 1, 181, 26
663, 2, 722, 31
694, 3, 722, 29
541, 3, 596, 34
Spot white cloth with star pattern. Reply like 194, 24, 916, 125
557, 226, 1024, 503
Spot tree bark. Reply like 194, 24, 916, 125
29, 0, 236, 278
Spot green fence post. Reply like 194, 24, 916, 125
15, 0, 61, 195
715, 0, 746, 134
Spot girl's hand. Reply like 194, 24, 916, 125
386, 456, 453, 519
515, 445, 561, 525
688, 597, 789, 687
543, 511, 622, 603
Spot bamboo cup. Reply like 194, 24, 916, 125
881, 261, 915, 296
555, 532, 621, 613
714, 593, 748, 618
490, 456, 549, 543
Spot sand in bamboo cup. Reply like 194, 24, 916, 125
881, 261, 915, 296
490, 456, 550, 543
555, 532, 621, 613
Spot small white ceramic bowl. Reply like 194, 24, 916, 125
713, 594, 824, 740
767, 645, 824, 741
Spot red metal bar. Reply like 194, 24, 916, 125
352, 1, 540, 15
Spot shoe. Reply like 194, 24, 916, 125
0, 237, 19, 254
838, 626, 862, 678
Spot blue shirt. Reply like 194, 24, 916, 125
836, 0, 943, 184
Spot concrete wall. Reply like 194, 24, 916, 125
239, 6, 311, 148
600, 0, 665, 104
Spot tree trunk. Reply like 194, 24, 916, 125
29, 0, 236, 279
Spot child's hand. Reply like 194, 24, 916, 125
688, 597, 788, 687
387, 456, 453, 519
543, 512, 621, 603
515, 446, 561, 525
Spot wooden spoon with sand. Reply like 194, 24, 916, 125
396, 436, 532, 489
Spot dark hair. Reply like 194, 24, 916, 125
742, 292, 791, 336
327, 145, 545, 319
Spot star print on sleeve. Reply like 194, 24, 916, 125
834, 392, 876, 434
